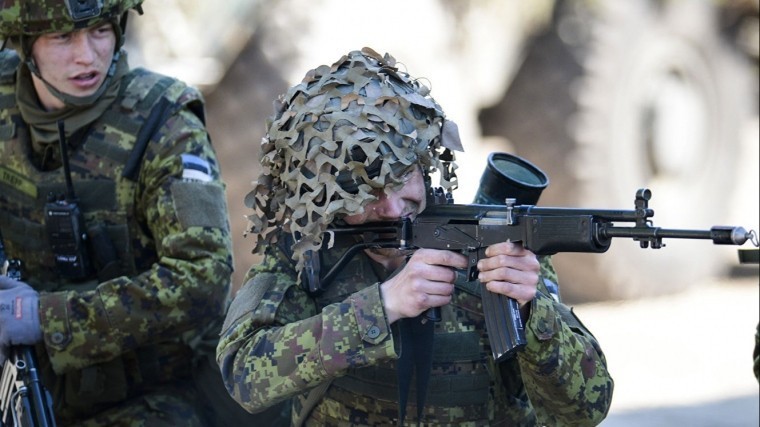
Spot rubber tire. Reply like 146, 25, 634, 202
479, 0, 752, 302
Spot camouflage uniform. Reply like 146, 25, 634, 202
219, 243, 613, 426
217, 49, 613, 426
0, 1, 234, 425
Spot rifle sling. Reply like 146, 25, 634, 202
396, 316, 435, 426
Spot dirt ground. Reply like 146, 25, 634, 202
572, 273, 759, 427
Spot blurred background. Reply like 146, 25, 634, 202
125, 0, 759, 424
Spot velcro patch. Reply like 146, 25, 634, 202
171, 181, 228, 229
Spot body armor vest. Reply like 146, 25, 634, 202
302, 235, 527, 425
0, 50, 207, 419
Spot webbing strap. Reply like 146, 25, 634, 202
122, 97, 174, 181
396, 316, 435, 426
294, 380, 333, 427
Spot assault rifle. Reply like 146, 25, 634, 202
0, 235, 57, 427
305, 153, 759, 363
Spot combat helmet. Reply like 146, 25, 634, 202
0, 0, 143, 46
1, 0, 144, 107
246, 47, 463, 274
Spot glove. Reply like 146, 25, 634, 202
0, 276, 42, 347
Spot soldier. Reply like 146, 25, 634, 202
0, 0, 239, 425
217, 48, 614, 426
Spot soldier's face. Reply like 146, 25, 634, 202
344, 166, 427, 225
344, 165, 427, 268
30, 22, 116, 110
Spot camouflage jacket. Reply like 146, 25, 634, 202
218, 240, 613, 426
0, 50, 233, 416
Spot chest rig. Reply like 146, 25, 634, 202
297, 234, 502, 425
0, 50, 193, 291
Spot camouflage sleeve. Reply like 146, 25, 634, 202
216, 255, 397, 413
516, 256, 614, 425
39, 90, 233, 374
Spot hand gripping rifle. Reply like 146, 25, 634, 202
0, 233, 57, 427
305, 153, 759, 363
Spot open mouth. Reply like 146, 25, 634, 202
73, 71, 98, 82
70, 71, 100, 89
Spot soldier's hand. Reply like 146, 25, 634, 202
477, 241, 540, 311
0, 276, 42, 347
380, 249, 468, 324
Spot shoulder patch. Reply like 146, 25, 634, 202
180, 154, 212, 182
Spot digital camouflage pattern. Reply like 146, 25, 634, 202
218, 241, 614, 426
0, 0, 143, 38
0, 46, 234, 424
245, 47, 462, 277
220, 48, 612, 426
70, 386, 206, 427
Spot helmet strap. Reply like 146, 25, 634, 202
25, 50, 123, 108
118, 12, 129, 45
20, 16, 124, 108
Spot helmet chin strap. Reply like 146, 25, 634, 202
20, 18, 124, 108
26, 50, 122, 108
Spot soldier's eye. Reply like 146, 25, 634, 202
398, 168, 416, 182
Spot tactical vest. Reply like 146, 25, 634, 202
0, 50, 206, 418
0, 49, 201, 292
300, 235, 525, 425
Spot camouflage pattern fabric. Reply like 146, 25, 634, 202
245, 47, 462, 279
0, 0, 143, 38
74, 384, 205, 427
0, 48, 234, 425
217, 241, 614, 426
219, 47, 612, 426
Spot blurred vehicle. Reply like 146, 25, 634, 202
128, 0, 758, 301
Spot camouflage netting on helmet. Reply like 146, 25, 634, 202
245, 47, 461, 275
0, 0, 143, 38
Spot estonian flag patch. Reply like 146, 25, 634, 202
181, 154, 213, 182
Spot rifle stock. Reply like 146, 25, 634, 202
311, 188, 758, 362
1, 347, 56, 427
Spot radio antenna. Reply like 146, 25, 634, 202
57, 121, 77, 201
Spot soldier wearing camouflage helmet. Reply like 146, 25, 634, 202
0, 0, 240, 425
217, 48, 614, 426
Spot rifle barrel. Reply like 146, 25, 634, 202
602, 225, 750, 245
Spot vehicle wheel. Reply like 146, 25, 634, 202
479, 0, 753, 301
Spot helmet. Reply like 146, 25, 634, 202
245, 47, 462, 273
0, 0, 143, 39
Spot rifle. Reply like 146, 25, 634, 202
0, 235, 57, 427
305, 153, 759, 363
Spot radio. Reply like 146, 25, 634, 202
44, 121, 92, 280
45, 194, 90, 279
